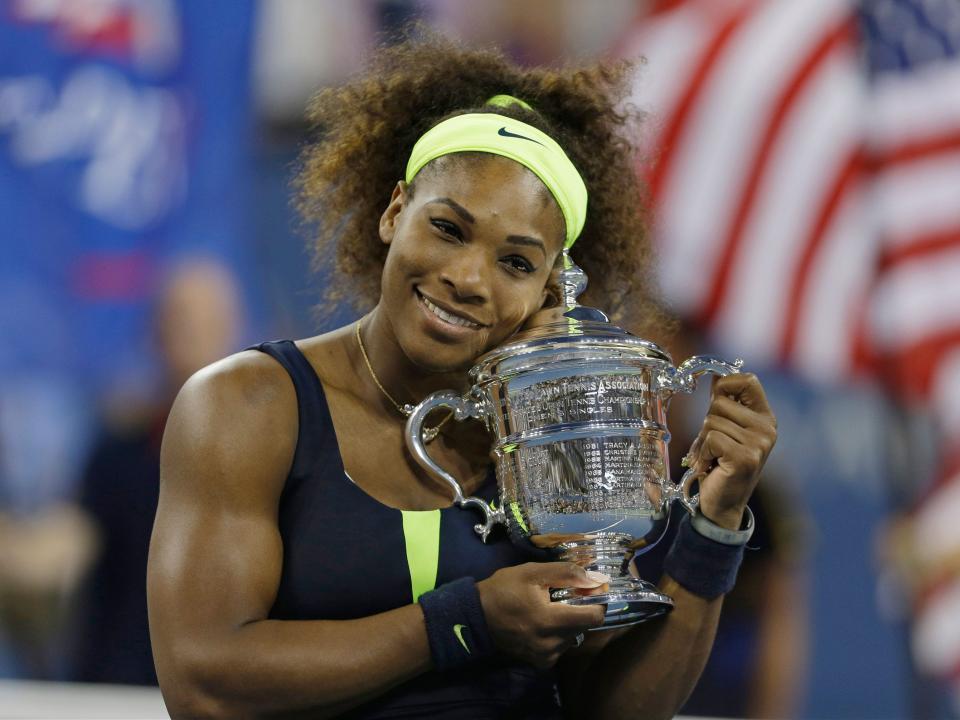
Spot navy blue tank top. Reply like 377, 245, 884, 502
253, 340, 562, 719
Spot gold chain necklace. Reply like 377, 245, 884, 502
355, 322, 452, 443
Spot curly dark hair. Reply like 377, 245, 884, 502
295, 29, 670, 337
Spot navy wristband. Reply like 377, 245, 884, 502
663, 514, 746, 600
418, 577, 494, 671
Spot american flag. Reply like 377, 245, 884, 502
616, 0, 960, 701
616, 0, 871, 378
879, 0, 960, 693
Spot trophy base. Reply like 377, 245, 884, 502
551, 577, 674, 629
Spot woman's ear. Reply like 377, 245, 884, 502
540, 255, 565, 309
540, 284, 560, 310
379, 181, 408, 245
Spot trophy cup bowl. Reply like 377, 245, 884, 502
405, 255, 742, 629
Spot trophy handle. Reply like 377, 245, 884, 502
405, 391, 506, 542
660, 355, 745, 516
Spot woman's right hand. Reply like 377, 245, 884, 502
476, 562, 607, 669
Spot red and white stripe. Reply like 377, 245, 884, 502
868, 60, 960, 402
868, 54, 960, 689
620, 0, 870, 380
617, 0, 960, 695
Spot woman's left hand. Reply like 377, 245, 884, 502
686, 373, 777, 530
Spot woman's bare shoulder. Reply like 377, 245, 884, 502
179, 347, 298, 421
160, 347, 303, 507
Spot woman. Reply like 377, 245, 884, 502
147, 34, 777, 719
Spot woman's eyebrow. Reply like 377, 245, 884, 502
427, 198, 545, 258
506, 235, 546, 259
427, 197, 475, 224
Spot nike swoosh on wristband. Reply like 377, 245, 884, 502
453, 624, 471, 654
497, 126, 545, 146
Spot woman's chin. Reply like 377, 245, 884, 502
520, 306, 568, 331
402, 326, 520, 376
405, 346, 476, 376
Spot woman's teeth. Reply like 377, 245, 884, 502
421, 294, 481, 329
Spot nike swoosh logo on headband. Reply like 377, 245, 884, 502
498, 127, 545, 146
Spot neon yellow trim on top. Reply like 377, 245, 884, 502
563, 252, 581, 335
509, 501, 529, 534
486, 94, 533, 111
401, 509, 441, 602
405, 113, 588, 248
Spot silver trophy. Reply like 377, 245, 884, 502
406, 253, 742, 629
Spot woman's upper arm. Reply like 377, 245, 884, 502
147, 351, 297, 690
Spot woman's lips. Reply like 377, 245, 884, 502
417, 290, 484, 331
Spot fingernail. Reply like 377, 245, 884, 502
586, 570, 611, 584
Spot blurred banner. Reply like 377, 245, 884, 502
0, 0, 257, 512
616, 0, 960, 712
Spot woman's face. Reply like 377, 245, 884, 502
378, 154, 566, 372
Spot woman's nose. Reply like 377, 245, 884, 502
440, 249, 491, 303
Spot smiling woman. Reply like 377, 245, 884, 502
146, 29, 777, 720
296, 31, 664, 336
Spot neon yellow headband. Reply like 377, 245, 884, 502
404, 96, 588, 248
